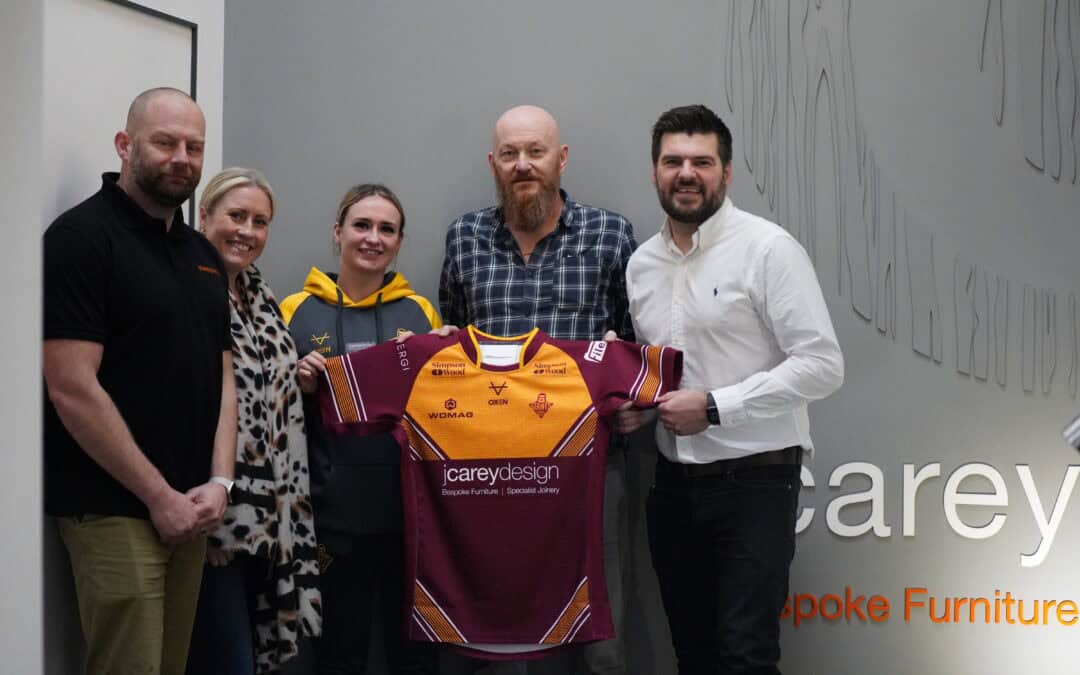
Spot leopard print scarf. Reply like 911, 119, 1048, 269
212, 264, 322, 672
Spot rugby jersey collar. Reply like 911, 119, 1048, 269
459, 325, 546, 371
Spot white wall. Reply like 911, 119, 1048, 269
40, 1, 224, 672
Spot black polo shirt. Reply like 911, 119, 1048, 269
43, 173, 231, 519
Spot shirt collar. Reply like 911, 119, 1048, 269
101, 172, 189, 237
659, 196, 734, 257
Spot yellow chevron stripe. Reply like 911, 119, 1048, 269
635, 346, 663, 404
326, 358, 360, 423
555, 410, 598, 457
542, 580, 589, 644
414, 582, 464, 642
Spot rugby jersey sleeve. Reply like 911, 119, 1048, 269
571, 339, 682, 417
318, 334, 440, 435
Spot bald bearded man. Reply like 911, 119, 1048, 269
439, 105, 638, 675
43, 87, 236, 675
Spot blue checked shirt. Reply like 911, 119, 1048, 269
439, 190, 637, 341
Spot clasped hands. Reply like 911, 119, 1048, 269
148, 479, 229, 546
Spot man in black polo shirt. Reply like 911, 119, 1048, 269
42, 87, 237, 675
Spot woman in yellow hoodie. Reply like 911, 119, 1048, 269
280, 184, 440, 674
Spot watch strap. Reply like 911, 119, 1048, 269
209, 475, 234, 503
705, 392, 721, 426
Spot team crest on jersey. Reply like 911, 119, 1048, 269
529, 393, 554, 418
584, 341, 607, 363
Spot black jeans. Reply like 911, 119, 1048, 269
186, 553, 265, 675
647, 455, 800, 675
316, 532, 437, 675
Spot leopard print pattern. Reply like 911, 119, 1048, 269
210, 265, 322, 672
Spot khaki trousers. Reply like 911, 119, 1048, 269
58, 515, 206, 675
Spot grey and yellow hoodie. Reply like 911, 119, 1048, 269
281, 267, 441, 540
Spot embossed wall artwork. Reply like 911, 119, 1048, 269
721, 0, 1078, 399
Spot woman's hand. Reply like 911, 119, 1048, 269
393, 324, 459, 344
297, 350, 328, 394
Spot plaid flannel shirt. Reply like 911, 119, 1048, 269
439, 190, 636, 342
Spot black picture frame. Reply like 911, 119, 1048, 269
102, 0, 199, 225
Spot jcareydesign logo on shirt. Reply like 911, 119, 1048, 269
197, 265, 221, 276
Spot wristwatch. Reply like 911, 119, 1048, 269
705, 393, 721, 426
209, 475, 234, 503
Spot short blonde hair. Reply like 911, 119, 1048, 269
199, 167, 275, 221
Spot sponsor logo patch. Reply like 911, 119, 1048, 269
529, 392, 554, 418
532, 361, 568, 376
584, 341, 608, 363
431, 361, 467, 377
428, 397, 474, 419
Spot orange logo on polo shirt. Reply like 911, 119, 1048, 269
529, 393, 554, 418
197, 265, 220, 276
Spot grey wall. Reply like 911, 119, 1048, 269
225, 1, 1080, 673
0, 1, 43, 673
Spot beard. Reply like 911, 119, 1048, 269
496, 175, 559, 232
656, 178, 724, 226
130, 143, 199, 208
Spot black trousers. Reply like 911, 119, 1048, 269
647, 453, 800, 675
316, 532, 437, 675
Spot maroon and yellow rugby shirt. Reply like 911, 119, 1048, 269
319, 326, 682, 658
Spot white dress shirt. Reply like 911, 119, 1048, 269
626, 197, 843, 463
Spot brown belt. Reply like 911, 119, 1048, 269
656, 446, 803, 480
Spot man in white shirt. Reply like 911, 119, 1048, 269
624, 104, 844, 674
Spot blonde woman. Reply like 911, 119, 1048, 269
188, 168, 321, 674
281, 183, 439, 674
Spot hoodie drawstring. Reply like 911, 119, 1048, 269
335, 287, 345, 355
374, 292, 384, 343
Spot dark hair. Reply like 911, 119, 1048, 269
335, 183, 406, 233
650, 104, 733, 166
